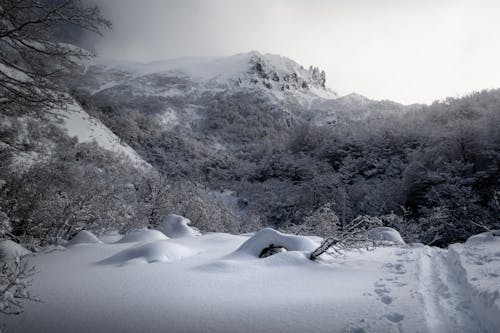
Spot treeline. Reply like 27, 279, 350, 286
80, 88, 500, 246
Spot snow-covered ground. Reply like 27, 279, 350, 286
2, 228, 499, 333
52, 99, 149, 168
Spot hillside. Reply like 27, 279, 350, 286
64, 52, 499, 245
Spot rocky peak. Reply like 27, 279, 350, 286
245, 53, 327, 92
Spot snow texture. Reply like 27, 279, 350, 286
99, 240, 197, 265
447, 231, 500, 333
156, 214, 200, 238
52, 99, 149, 167
2, 230, 499, 333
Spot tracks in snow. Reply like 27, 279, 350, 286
417, 246, 480, 333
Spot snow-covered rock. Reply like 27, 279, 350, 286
67, 230, 102, 246
156, 214, 200, 238
100, 240, 197, 265
230, 228, 318, 258
368, 227, 405, 244
0, 239, 31, 259
117, 229, 168, 243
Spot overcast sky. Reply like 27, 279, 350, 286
94, 0, 500, 104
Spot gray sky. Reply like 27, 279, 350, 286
95, 0, 500, 104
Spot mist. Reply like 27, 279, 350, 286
94, 0, 500, 104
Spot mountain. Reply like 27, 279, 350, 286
73, 51, 405, 141
60, 52, 415, 224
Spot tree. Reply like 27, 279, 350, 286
0, 0, 111, 114
309, 215, 382, 260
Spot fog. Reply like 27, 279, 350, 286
94, 0, 500, 104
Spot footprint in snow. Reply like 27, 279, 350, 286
374, 283, 393, 305
384, 262, 407, 274
384, 313, 404, 323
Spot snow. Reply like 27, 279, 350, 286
99, 240, 197, 265
158, 107, 179, 130
52, 99, 149, 168
447, 231, 500, 333
1, 230, 499, 333
67, 230, 102, 246
0, 240, 31, 259
368, 227, 405, 244
89, 52, 337, 101
93, 52, 261, 81
230, 228, 318, 258
117, 228, 168, 243
99, 230, 123, 244
156, 214, 200, 238
464, 230, 499, 246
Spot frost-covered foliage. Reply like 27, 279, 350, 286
0, 119, 243, 247
0, 257, 36, 315
79, 83, 500, 245
0, 211, 12, 238
289, 203, 339, 238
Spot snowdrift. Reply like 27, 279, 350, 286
117, 229, 168, 243
230, 228, 318, 258
448, 231, 500, 333
156, 214, 200, 238
100, 240, 197, 265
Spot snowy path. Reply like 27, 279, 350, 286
416, 246, 481, 333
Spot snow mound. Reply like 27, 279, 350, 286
100, 240, 197, 265
230, 228, 318, 258
465, 230, 499, 245
156, 214, 200, 238
117, 229, 168, 243
67, 230, 102, 246
368, 227, 405, 244
0, 240, 31, 259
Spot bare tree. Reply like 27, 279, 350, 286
0, 0, 111, 114
309, 215, 382, 260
